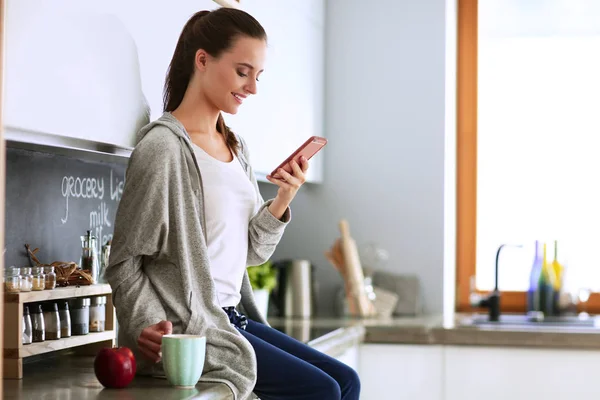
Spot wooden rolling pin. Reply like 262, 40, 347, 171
338, 219, 373, 317
325, 238, 358, 316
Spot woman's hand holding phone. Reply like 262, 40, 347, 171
266, 156, 309, 219
265, 136, 326, 219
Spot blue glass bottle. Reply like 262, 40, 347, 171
527, 241, 543, 313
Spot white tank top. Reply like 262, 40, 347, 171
191, 142, 258, 307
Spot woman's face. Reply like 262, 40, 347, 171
199, 36, 266, 115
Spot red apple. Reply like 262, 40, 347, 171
94, 346, 136, 389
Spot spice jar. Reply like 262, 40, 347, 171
20, 267, 33, 292
90, 296, 107, 332
69, 298, 90, 335
80, 230, 100, 284
4, 266, 20, 293
58, 301, 71, 338
32, 267, 45, 291
23, 305, 32, 345
30, 304, 45, 342
43, 266, 57, 290
43, 302, 61, 340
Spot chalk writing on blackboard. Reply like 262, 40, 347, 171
60, 169, 125, 248
61, 175, 104, 223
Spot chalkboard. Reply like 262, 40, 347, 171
5, 147, 127, 269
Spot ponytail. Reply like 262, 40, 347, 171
163, 10, 210, 113
217, 112, 239, 156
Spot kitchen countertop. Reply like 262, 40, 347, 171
4, 355, 234, 400
271, 313, 600, 350
7, 313, 600, 399
4, 321, 365, 400
444, 313, 600, 350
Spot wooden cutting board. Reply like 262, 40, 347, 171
372, 286, 399, 318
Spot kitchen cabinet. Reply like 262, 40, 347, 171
226, 1, 326, 182
444, 345, 600, 400
4, 0, 326, 182
359, 344, 444, 400
360, 344, 600, 399
335, 343, 360, 372
4, 0, 217, 151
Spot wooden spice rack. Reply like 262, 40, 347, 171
3, 284, 116, 379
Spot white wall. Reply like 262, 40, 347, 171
259, 0, 456, 316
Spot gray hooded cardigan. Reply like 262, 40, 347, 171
105, 112, 290, 400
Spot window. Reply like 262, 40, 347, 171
457, 0, 600, 312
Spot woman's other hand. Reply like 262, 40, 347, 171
137, 320, 173, 363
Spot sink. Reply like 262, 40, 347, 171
460, 313, 600, 329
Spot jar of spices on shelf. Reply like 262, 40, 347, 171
30, 303, 45, 342
69, 298, 90, 335
43, 266, 57, 290
90, 296, 107, 332
4, 266, 20, 293
20, 267, 33, 292
58, 301, 71, 338
23, 305, 32, 345
32, 267, 45, 291
80, 230, 99, 284
42, 302, 61, 340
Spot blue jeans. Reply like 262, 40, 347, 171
236, 317, 361, 400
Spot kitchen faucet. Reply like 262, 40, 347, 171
470, 243, 522, 322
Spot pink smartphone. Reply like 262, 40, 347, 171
270, 136, 328, 178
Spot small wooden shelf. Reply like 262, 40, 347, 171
4, 284, 112, 304
3, 283, 116, 379
5, 330, 115, 359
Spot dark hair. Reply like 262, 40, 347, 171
163, 8, 267, 154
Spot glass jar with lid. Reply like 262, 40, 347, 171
23, 305, 32, 345
32, 267, 45, 291
43, 266, 57, 290
89, 296, 107, 332
80, 230, 100, 284
58, 301, 71, 338
4, 266, 20, 293
30, 303, 45, 342
69, 298, 90, 335
42, 302, 61, 340
20, 267, 33, 292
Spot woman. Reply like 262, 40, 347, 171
106, 7, 360, 400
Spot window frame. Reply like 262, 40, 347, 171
455, 0, 600, 313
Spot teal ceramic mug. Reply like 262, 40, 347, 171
162, 334, 207, 389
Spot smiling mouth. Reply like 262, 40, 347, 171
232, 93, 245, 104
